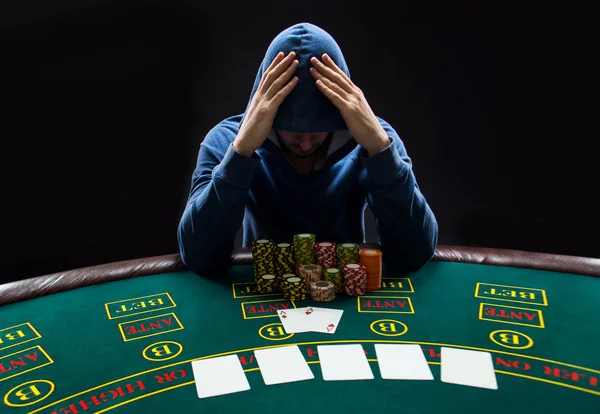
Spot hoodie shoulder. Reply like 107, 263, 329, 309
376, 115, 400, 143
376, 115, 412, 163
200, 113, 243, 159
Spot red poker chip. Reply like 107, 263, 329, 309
316, 242, 337, 268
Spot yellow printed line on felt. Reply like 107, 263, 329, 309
377, 278, 415, 293
357, 296, 415, 314
104, 292, 175, 306
478, 302, 545, 328
90, 360, 600, 414
0, 322, 42, 352
0, 345, 54, 383
474, 283, 548, 306
241, 299, 296, 319
105, 293, 177, 320
232, 282, 283, 299
117, 312, 184, 342
27, 339, 600, 413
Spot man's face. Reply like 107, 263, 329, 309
277, 130, 329, 157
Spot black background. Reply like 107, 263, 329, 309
2, 1, 596, 283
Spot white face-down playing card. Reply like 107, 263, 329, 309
254, 345, 315, 385
317, 344, 374, 381
441, 347, 498, 390
374, 344, 434, 380
191, 355, 250, 399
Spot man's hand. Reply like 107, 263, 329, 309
233, 51, 299, 157
309, 53, 390, 156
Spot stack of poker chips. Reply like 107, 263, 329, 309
281, 273, 297, 285
280, 273, 297, 297
315, 242, 337, 268
282, 275, 307, 301
297, 264, 323, 290
252, 239, 275, 282
342, 263, 368, 296
293, 233, 316, 267
310, 280, 336, 302
323, 267, 344, 293
275, 242, 295, 278
256, 274, 279, 294
336, 243, 360, 266
359, 249, 383, 291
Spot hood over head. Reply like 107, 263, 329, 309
241, 22, 350, 134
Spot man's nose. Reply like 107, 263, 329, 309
298, 137, 313, 150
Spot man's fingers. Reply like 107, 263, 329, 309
310, 67, 348, 99
322, 54, 355, 87
310, 56, 354, 95
272, 76, 298, 106
258, 52, 285, 90
268, 52, 285, 71
315, 78, 346, 109
263, 51, 296, 92
267, 59, 298, 98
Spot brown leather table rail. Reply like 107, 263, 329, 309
1, 245, 598, 307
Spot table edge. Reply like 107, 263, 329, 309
1, 245, 598, 306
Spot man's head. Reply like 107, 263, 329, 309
240, 23, 349, 135
277, 130, 329, 158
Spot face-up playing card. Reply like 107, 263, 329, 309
277, 307, 310, 333
305, 307, 343, 334
254, 345, 314, 385
374, 344, 434, 380
440, 347, 498, 390
278, 307, 344, 334
317, 344, 374, 381
191, 355, 251, 399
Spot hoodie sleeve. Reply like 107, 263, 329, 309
177, 131, 261, 272
361, 117, 439, 270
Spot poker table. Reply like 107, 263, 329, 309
0, 245, 599, 413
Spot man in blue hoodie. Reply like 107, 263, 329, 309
178, 23, 438, 272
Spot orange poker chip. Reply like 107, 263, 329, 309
359, 249, 382, 291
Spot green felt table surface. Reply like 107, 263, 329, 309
0, 261, 598, 413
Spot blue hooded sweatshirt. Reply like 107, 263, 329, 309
178, 22, 438, 272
